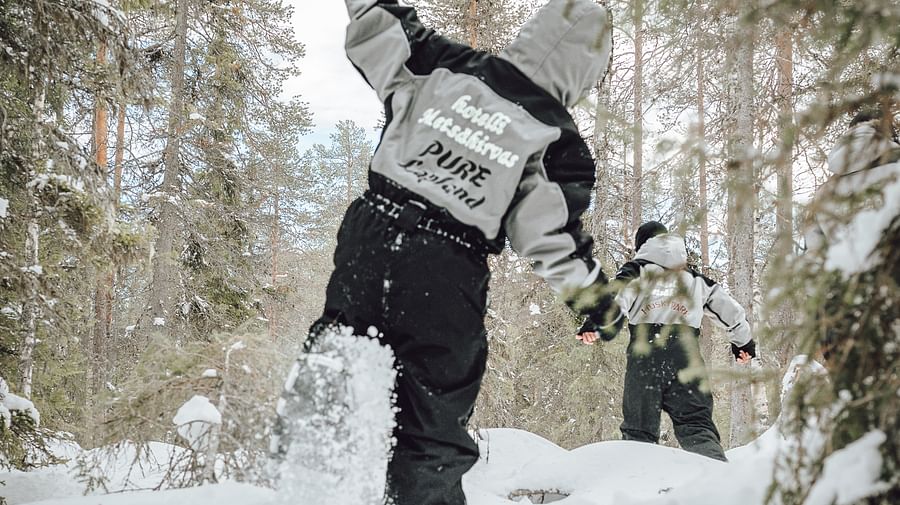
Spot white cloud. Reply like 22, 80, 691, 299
286, 1, 383, 149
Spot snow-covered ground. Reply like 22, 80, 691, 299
1, 356, 888, 505
1, 426, 886, 505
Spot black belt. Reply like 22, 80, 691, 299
362, 191, 487, 254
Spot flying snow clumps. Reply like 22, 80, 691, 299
274, 325, 397, 505
173, 395, 221, 451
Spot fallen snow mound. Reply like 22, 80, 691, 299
465, 428, 725, 505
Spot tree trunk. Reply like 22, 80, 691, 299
149, 0, 189, 340
269, 189, 280, 337
696, 42, 717, 364
114, 103, 126, 199
20, 80, 46, 400
592, 81, 610, 261
21, 211, 39, 401
203, 343, 238, 483
767, 25, 795, 421
726, 4, 756, 448
697, 45, 709, 271
466, 0, 478, 48
622, 143, 631, 247
105, 101, 127, 384
631, 0, 644, 234
345, 153, 353, 208
91, 42, 111, 396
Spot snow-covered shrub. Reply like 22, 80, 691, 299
79, 329, 292, 489
173, 395, 221, 452
0, 376, 61, 471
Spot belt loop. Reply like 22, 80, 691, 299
396, 199, 427, 232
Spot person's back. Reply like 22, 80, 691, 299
346, 0, 613, 283
276, 2, 615, 504
616, 234, 714, 339
578, 222, 756, 461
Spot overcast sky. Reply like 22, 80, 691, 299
285, 1, 383, 151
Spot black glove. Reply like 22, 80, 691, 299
731, 339, 757, 360
578, 310, 622, 341
567, 269, 623, 341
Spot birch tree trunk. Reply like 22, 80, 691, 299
149, 0, 189, 340
631, 0, 644, 234
726, 4, 756, 448
21, 79, 46, 401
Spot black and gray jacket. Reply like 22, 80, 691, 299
605, 234, 752, 346
343, 0, 612, 295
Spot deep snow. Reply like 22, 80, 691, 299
1, 355, 888, 505
2, 425, 886, 505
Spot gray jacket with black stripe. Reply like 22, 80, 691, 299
343, 0, 612, 296
606, 235, 752, 346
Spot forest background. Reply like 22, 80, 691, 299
0, 0, 897, 500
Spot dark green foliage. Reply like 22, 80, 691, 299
0, 411, 59, 471
825, 222, 899, 482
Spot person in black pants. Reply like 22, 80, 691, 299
577, 222, 757, 461
276, 1, 614, 503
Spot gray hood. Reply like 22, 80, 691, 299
500, 0, 612, 108
634, 234, 688, 269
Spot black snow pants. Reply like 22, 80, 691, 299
620, 327, 727, 461
312, 196, 490, 505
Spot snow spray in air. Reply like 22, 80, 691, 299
270, 325, 397, 504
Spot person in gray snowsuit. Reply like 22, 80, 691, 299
274, 1, 614, 504
578, 222, 757, 461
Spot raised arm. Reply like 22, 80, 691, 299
344, 0, 464, 101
